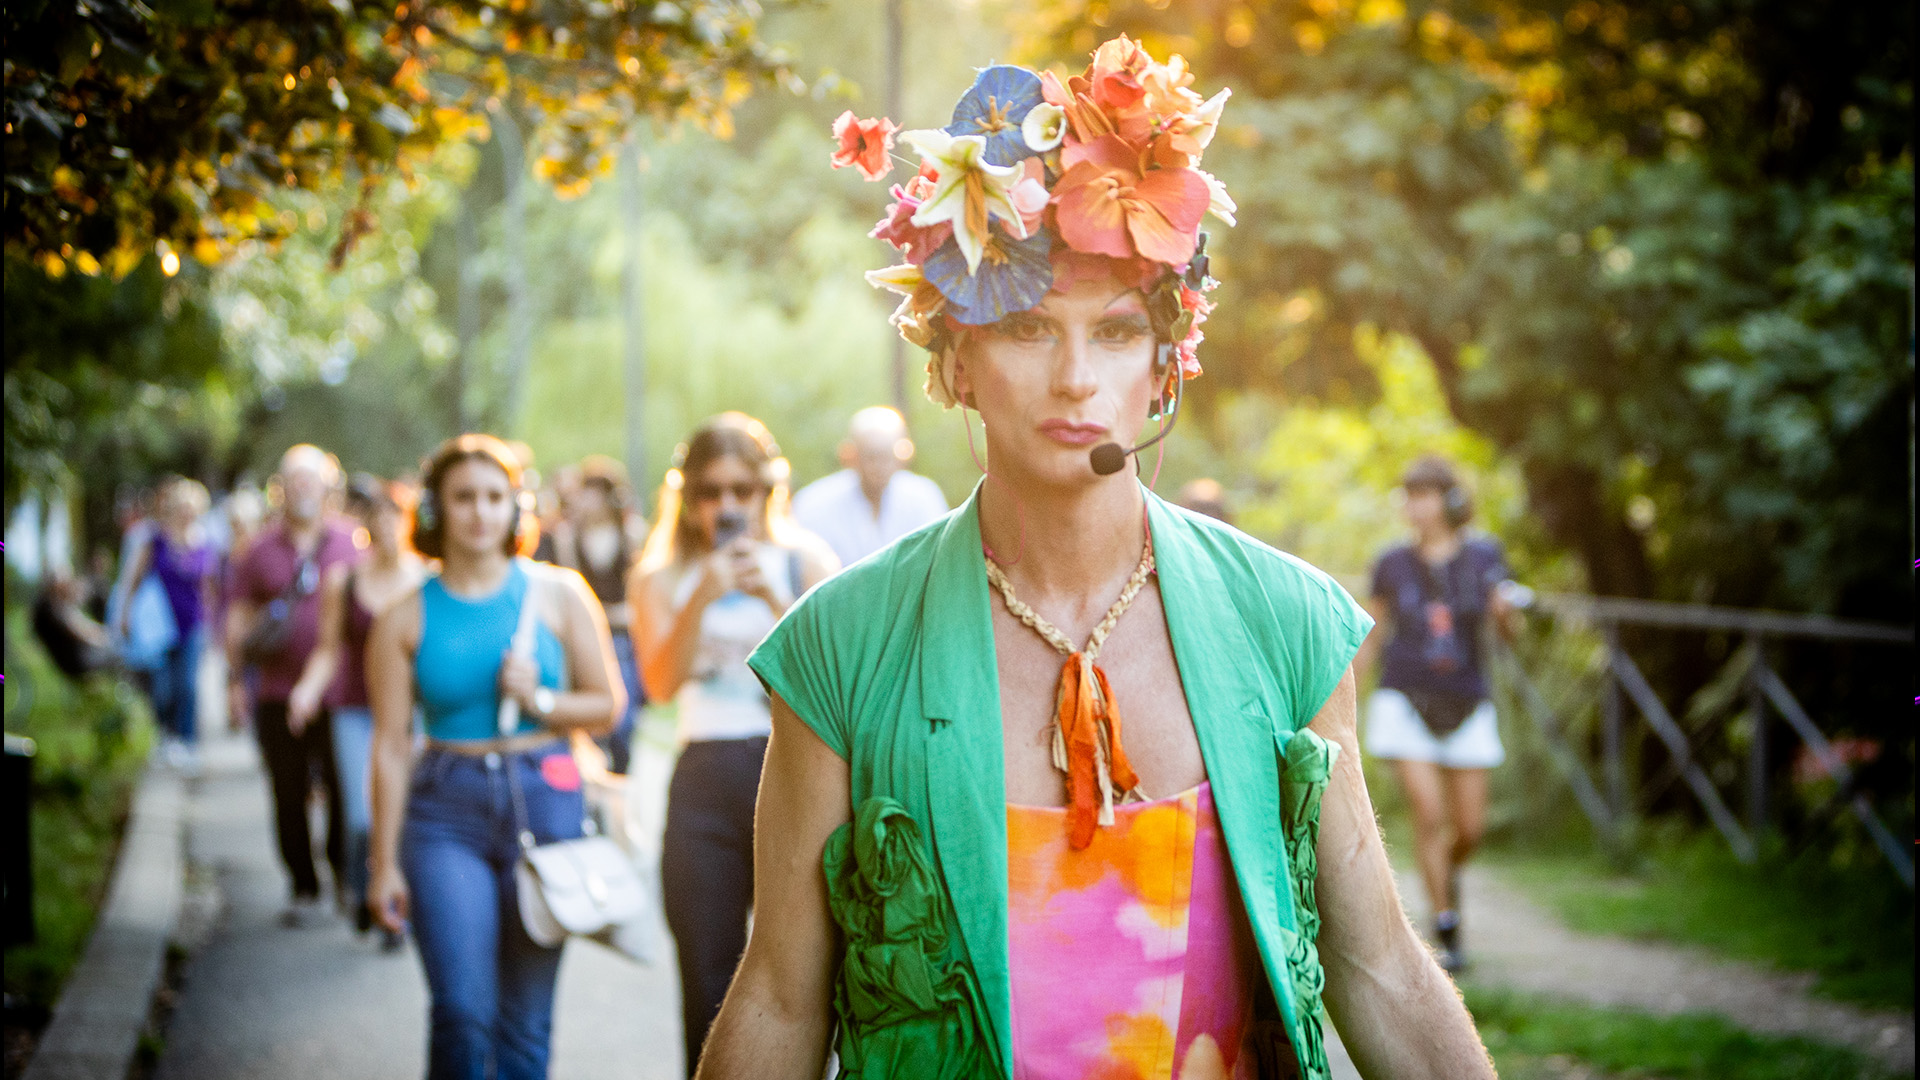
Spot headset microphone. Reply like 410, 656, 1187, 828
1090, 350, 1184, 476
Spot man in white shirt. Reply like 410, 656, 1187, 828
791, 406, 949, 568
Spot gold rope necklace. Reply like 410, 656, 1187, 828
985, 531, 1155, 849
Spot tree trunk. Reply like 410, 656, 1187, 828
620, 139, 648, 489
1522, 459, 1655, 599
1415, 329, 1653, 599
493, 105, 534, 437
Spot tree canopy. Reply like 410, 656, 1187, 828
3, 0, 792, 275
1018, 0, 1913, 618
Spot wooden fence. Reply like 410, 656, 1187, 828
1493, 593, 1913, 887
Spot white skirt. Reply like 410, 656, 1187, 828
1364, 688, 1505, 769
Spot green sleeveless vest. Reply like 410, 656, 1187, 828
750, 483, 1372, 1080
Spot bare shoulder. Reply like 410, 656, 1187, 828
371, 583, 425, 652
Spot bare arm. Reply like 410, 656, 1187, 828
1308, 668, 1494, 1078
367, 591, 422, 933
109, 534, 153, 637
503, 568, 625, 734
630, 557, 726, 702
287, 565, 349, 733
695, 692, 849, 1080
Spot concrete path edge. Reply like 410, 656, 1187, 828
24, 761, 186, 1080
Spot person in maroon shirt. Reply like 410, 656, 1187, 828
227, 444, 363, 926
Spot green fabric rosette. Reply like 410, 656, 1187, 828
1278, 726, 1340, 1080
823, 796, 998, 1080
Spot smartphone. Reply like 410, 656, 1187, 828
713, 509, 748, 550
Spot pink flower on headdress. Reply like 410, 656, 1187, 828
1051, 135, 1209, 265
871, 164, 952, 265
1174, 283, 1213, 377
831, 111, 898, 182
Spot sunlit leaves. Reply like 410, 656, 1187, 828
3, 0, 792, 271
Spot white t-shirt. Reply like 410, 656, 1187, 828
790, 469, 949, 568
669, 544, 796, 743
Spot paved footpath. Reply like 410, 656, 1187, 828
153, 729, 1907, 1079
153, 733, 682, 1080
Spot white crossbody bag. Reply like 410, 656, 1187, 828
500, 561, 648, 949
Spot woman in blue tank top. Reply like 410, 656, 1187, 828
365, 435, 626, 1080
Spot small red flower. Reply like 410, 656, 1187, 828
831, 111, 898, 182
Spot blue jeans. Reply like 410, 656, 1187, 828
331, 706, 375, 905
147, 625, 204, 743
402, 743, 585, 1080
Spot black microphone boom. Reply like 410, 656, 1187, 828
1089, 370, 1183, 476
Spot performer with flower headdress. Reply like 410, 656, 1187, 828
702, 37, 1494, 1080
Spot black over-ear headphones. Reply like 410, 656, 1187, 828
1441, 480, 1472, 528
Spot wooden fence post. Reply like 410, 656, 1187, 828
1601, 621, 1625, 820
1745, 633, 1767, 841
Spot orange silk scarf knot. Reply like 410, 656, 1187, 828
1054, 652, 1142, 849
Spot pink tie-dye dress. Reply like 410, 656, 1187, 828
1006, 782, 1262, 1080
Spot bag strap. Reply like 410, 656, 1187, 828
498, 559, 542, 737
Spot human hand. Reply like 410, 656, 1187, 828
287, 681, 322, 736
694, 543, 742, 605
227, 680, 253, 732
369, 863, 410, 934
499, 651, 541, 713
730, 542, 775, 605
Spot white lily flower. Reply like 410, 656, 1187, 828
1022, 102, 1066, 152
864, 263, 925, 295
901, 128, 1027, 274
1199, 169, 1238, 227
1187, 88, 1231, 149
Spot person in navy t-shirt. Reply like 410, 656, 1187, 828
1357, 455, 1521, 973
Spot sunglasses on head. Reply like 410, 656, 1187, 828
689, 481, 764, 503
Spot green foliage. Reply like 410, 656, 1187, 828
1015, 1, 1914, 619
1, 603, 153, 1011
1463, 985, 1897, 1080
1230, 327, 1538, 578
2, 254, 227, 504
1487, 832, 1915, 1011
3, 0, 791, 270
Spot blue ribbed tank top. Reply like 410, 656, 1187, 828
416, 561, 566, 741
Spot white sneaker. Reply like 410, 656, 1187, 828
280, 894, 325, 929
166, 741, 201, 777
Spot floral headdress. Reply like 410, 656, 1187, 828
830, 36, 1236, 408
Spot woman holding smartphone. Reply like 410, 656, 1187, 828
366, 434, 625, 1080
629, 413, 837, 1075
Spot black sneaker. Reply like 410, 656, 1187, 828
1435, 909, 1466, 973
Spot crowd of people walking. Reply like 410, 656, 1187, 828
65, 390, 1526, 1080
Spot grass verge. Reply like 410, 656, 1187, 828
3, 604, 152, 1017
1464, 985, 1900, 1080
1484, 831, 1913, 1012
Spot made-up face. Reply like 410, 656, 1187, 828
952, 271, 1160, 490
685, 454, 768, 549
439, 458, 519, 560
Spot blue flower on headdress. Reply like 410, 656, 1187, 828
944, 65, 1045, 168
924, 224, 1053, 325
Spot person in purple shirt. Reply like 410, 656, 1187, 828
228, 444, 363, 927
113, 477, 218, 769
1356, 455, 1521, 974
